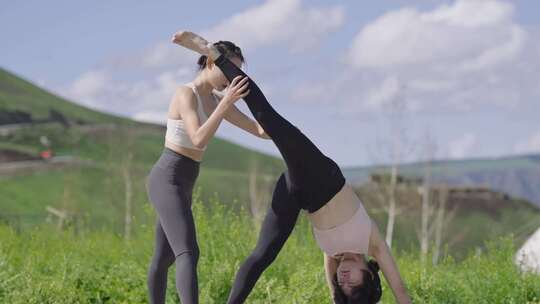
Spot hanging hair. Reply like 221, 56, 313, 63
332, 260, 382, 304
197, 40, 245, 70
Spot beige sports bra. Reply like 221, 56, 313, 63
312, 200, 372, 257
165, 82, 213, 151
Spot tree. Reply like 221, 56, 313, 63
417, 132, 436, 266
248, 159, 274, 226
103, 125, 137, 240
432, 183, 458, 265
369, 82, 414, 248
122, 151, 134, 241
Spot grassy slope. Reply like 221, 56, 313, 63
0, 67, 283, 170
0, 67, 284, 229
0, 67, 128, 123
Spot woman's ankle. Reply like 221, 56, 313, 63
208, 44, 222, 61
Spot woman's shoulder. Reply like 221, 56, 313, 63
173, 85, 197, 106
175, 83, 196, 95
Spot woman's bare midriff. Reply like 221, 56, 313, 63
164, 140, 204, 162
307, 183, 361, 230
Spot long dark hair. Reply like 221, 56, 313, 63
197, 40, 245, 70
332, 259, 382, 304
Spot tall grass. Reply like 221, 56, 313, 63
0, 196, 539, 303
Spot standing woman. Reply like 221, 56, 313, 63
145, 40, 269, 304
173, 31, 412, 304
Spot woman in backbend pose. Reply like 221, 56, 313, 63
145, 39, 270, 304
174, 31, 412, 304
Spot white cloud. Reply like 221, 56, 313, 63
132, 111, 168, 124
460, 25, 526, 71
202, 0, 344, 52
363, 76, 401, 110
514, 131, 540, 154
425, 0, 512, 27
140, 0, 344, 68
407, 78, 456, 92
64, 70, 110, 107
447, 132, 478, 159
58, 0, 346, 125
291, 0, 538, 115
59, 68, 192, 124
347, 0, 524, 70
140, 42, 198, 69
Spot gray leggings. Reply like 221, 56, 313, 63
145, 147, 201, 304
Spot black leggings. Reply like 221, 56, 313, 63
146, 148, 201, 304
213, 55, 346, 303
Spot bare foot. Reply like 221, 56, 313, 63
171, 31, 222, 60
171, 31, 210, 55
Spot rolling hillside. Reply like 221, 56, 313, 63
343, 154, 540, 208
0, 67, 284, 231
0, 67, 283, 172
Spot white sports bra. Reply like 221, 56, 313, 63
312, 199, 372, 257
165, 82, 212, 151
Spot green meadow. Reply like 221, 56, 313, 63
1, 66, 540, 303
1, 199, 539, 303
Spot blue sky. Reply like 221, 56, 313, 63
2, 0, 539, 167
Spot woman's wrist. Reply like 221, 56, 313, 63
216, 97, 232, 110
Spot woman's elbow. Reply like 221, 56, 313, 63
193, 141, 206, 150
194, 143, 206, 150
190, 136, 206, 149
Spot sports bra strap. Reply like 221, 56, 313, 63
185, 82, 209, 120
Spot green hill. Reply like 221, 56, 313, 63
0, 67, 284, 231
343, 155, 540, 208
0, 67, 130, 125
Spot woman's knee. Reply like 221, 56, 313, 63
149, 254, 175, 273
175, 244, 200, 264
248, 248, 278, 269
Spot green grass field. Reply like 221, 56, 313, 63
0, 198, 539, 303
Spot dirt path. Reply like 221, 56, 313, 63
0, 156, 96, 175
